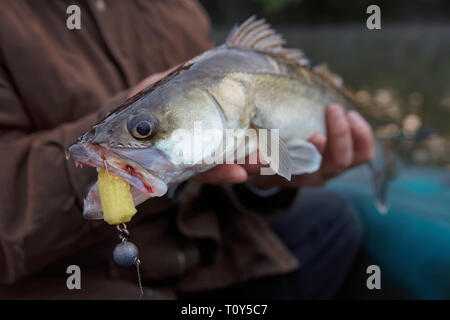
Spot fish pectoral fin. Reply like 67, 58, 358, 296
287, 139, 322, 175
258, 132, 322, 181
258, 131, 292, 180
272, 136, 293, 181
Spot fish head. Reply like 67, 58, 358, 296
68, 79, 226, 219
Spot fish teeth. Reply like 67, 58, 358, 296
75, 162, 84, 168
103, 160, 109, 175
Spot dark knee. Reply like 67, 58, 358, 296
270, 188, 363, 251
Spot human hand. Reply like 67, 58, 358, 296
195, 104, 375, 188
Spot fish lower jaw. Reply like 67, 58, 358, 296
75, 159, 167, 197
69, 142, 168, 198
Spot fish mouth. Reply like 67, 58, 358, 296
68, 142, 168, 196
67, 142, 168, 219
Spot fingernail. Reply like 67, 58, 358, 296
348, 111, 363, 127
329, 104, 344, 117
328, 104, 345, 123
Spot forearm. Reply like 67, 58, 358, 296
0, 91, 130, 284
0, 111, 101, 283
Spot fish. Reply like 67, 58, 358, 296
68, 16, 358, 220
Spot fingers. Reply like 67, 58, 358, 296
309, 104, 374, 184
308, 133, 327, 154
322, 104, 354, 177
347, 110, 375, 166
194, 164, 248, 185
240, 151, 267, 176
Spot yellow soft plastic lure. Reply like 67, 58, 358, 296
97, 169, 137, 225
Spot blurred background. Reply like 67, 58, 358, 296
201, 0, 450, 168
200, 0, 450, 299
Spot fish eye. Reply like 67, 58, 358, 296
128, 114, 158, 140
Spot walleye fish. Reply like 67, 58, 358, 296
68, 16, 358, 219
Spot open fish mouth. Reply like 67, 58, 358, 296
68, 142, 168, 196
67, 142, 168, 220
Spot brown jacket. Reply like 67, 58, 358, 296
0, 0, 297, 299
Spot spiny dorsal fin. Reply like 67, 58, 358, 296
226, 16, 310, 67
313, 63, 344, 88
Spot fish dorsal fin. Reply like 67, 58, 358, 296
313, 63, 344, 88
226, 15, 310, 67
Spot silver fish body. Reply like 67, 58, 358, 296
68, 16, 356, 219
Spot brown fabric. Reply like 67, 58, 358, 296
0, 0, 298, 299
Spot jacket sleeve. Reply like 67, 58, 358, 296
0, 66, 129, 284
